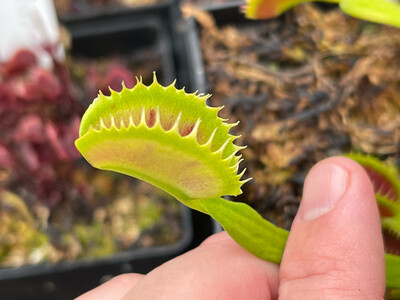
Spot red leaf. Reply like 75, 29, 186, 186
0, 144, 14, 169
1, 49, 37, 77
106, 64, 135, 91
20, 143, 40, 171
0, 82, 16, 113
14, 115, 46, 143
45, 121, 69, 161
14, 67, 62, 102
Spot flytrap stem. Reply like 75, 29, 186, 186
195, 197, 400, 289
200, 197, 289, 264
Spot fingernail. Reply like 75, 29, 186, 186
300, 162, 349, 221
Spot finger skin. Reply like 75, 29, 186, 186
121, 231, 279, 300
75, 274, 144, 300
279, 157, 385, 299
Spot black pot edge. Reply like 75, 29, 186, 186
200, 1, 245, 12
66, 13, 176, 87
59, 0, 174, 23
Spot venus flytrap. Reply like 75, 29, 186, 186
346, 153, 400, 289
243, 0, 338, 20
243, 0, 400, 28
339, 0, 400, 28
75, 75, 289, 264
75, 76, 399, 289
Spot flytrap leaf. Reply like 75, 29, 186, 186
347, 153, 400, 289
347, 153, 400, 202
76, 75, 248, 203
243, 0, 338, 20
76, 75, 288, 264
243, 0, 400, 29
339, 0, 400, 29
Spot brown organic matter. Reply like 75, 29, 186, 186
185, 3, 400, 229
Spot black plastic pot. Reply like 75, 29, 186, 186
0, 3, 215, 299
58, 0, 172, 20
62, 2, 176, 86
178, 2, 270, 94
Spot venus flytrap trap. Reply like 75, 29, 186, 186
75, 76, 399, 289
75, 75, 289, 264
346, 153, 400, 290
243, 0, 338, 20
243, 0, 400, 28
339, 0, 400, 28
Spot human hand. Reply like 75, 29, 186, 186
76, 157, 385, 300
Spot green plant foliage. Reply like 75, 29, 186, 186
346, 153, 400, 202
244, 0, 400, 28
340, 0, 400, 28
76, 75, 287, 264
76, 75, 247, 202
244, 0, 338, 19
0, 190, 51, 266
75, 77, 399, 288
346, 153, 400, 290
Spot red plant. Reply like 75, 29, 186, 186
86, 62, 135, 98
0, 49, 37, 77
13, 67, 62, 102
0, 143, 14, 170
1, 47, 136, 209
0, 48, 83, 207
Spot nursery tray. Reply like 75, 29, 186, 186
0, 3, 215, 299
57, 0, 170, 20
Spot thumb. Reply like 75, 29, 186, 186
279, 157, 385, 299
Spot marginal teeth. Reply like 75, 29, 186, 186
204, 127, 217, 148
134, 75, 143, 84
170, 111, 182, 132
187, 118, 201, 138
140, 106, 146, 126
223, 147, 242, 164
168, 79, 177, 88
234, 158, 244, 172
110, 114, 116, 128
240, 177, 252, 185
214, 138, 230, 157
226, 121, 240, 130
154, 106, 161, 127
99, 117, 107, 129
237, 167, 247, 179
229, 155, 242, 170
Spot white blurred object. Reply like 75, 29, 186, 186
0, 0, 64, 67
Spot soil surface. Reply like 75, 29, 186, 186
184, 3, 400, 229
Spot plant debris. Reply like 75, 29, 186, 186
185, 3, 400, 229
